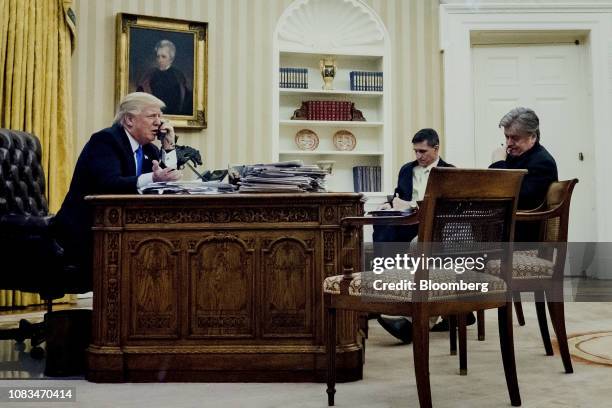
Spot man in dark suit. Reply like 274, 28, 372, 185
54, 92, 181, 282
374, 129, 460, 343
373, 128, 454, 243
489, 107, 558, 241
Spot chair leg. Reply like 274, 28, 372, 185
359, 313, 369, 356
477, 309, 485, 341
513, 292, 525, 326
0, 319, 46, 345
413, 312, 432, 408
326, 307, 337, 406
546, 293, 573, 374
498, 304, 521, 407
534, 290, 553, 356
449, 315, 457, 356
458, 313, 467, 375
360, 313, 370, 339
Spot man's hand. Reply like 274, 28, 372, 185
392, 197, 414, 210
377, 202, 392, 210
491, 146, 508, 163
152, 160, 181, 182
159, 121, 176, 151
377, 197, 415, 210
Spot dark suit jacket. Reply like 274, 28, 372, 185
489, 142, 558, 210
489, 142, 558, 241
54, 123, 159, 270
394, 158, 454, 201
374, 157, 454, 242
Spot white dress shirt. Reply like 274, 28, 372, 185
411, 158, 439, 202
161, 149, 178, 169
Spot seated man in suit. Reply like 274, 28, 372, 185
374, 129, 467, 343
53, 92, 182, 283
489, 107, 558, 241
373, 128, 453, 242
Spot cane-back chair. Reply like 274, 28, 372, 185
323, 168, 526, 407
472, 179, 578, 374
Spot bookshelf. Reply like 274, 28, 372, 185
273, 0, 391, 209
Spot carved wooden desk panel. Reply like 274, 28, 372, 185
85, 193, 364, 382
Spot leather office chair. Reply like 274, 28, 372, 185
0, 129, 92, 374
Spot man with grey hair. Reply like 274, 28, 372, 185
490, 107, 558, 240
54, 92, 181, 280
137, 39, 192, 115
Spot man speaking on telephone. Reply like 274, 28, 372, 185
489, 107, 558, 241
53, 92, 181, 280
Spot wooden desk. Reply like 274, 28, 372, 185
85, 193, 365, 382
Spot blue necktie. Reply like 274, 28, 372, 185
135, 146, 143, 176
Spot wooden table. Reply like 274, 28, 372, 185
85, 193, 365, 382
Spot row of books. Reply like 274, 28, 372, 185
353, 166, 381, 193
350, 71, 383, 92
304, 100, 353, 121
279, 68, 383, 92
279, 68, 308, 89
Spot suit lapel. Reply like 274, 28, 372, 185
406, 161, 417, 200
112, 124, 138, 176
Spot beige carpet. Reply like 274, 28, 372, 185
0, 302, 611, 407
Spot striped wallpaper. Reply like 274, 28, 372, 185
72, 0, 442, 177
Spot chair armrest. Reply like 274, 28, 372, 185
0, 214, 54, 235
340, 212, 419, 229
516, 205, 563, 222
519, 202, 546, 213
0, 214, 63, 265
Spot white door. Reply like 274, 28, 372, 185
472, 44, 595, 245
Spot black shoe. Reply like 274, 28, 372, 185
376, 316, 412, 344
466, 311, 476, 326
431, 312, 476, 332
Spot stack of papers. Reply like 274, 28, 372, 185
140, 182, 188, 195
139, 181, 236, 195
237, 161, 328, 193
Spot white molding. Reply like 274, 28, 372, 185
277, 0, 385, 54
441, 3, 612, 14
440, 3, 612, 245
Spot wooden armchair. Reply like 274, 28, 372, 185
323, 168, 526, 407
471, 179, 577, 375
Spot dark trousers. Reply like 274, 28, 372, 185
53, 221, 93, 291
373, 224, 419, 243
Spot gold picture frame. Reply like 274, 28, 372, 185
115, 13, 208, 129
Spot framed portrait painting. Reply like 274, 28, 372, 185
115, 13, 208, 128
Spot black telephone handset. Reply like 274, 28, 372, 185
155, 123, 165, 141
155, 124, 170, 170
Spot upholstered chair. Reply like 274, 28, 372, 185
0, 129, 92, 374
469, 179, 578, 374
323, 168, 526, 407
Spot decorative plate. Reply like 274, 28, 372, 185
295, 129, 319, 151
333, 130, 356, 151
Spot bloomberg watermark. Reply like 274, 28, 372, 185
357, 242, 612, 303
